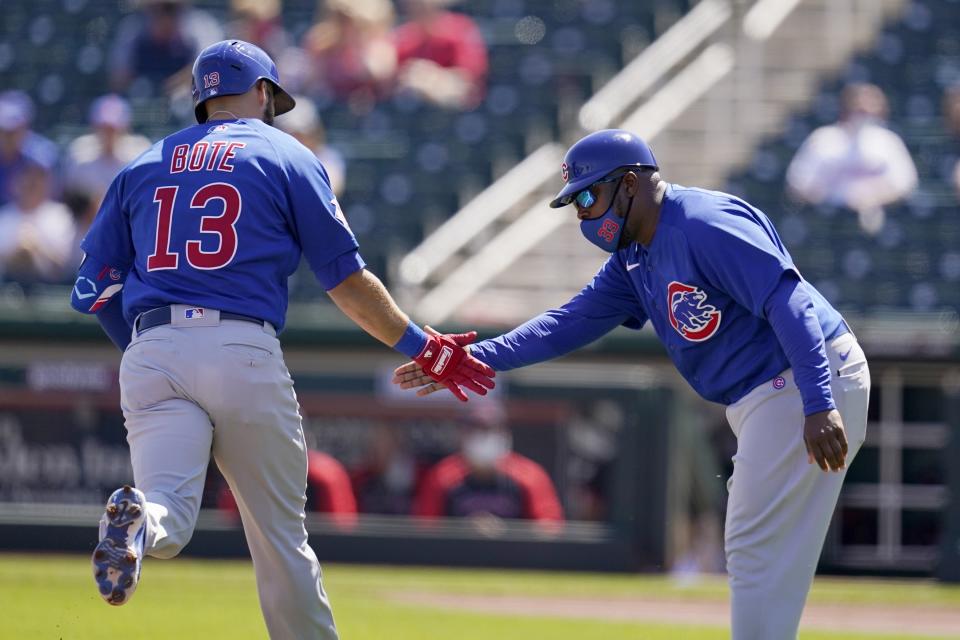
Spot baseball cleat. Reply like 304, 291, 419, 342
92, 485, 147, 606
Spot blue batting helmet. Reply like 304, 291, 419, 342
191, 40, 295, 124
549, 129, 658, 208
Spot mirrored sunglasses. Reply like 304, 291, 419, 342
573, 174, 621, 208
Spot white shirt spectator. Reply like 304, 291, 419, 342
64, 95, 151, 270
786, 117, 918, 211
0, 199, 76, 283
275, 96, 346, 197
64, 132, 151, 203
786, 83, 918, 235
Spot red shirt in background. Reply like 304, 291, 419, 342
392, 11, 488, 104
413, 452, 563, 522
219, 450, 358, 529
305, 450, 358, 526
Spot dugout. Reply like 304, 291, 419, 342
0, 302, 958, 578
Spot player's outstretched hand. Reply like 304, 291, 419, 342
393, 359, 435, 392
406, 326, 495, 402
803, 409, 848, 472
393, 326, 473, 393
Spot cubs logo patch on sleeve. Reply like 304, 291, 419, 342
667, 281, 722, 342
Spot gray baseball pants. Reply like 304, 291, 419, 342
725, 331, 870, 639
119, 305, 338, 639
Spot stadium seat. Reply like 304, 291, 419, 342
727, 2, 960, 315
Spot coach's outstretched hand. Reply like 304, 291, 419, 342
406, 327, 495, 402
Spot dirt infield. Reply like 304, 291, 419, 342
392, 591, 960, 637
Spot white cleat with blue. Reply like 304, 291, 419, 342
92, 485, 147, 606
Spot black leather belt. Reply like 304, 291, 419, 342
137, 306, 265, 333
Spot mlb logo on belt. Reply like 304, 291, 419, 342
184, 308, 205, 320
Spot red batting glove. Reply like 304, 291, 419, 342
413, 333, 496, 401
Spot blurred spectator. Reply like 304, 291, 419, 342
413, 402, 563, 527
304, 450, 359, 528
668, 402, 726, 582
301, 0, 397, 104
275, 96, 346, 196
564, 400, 621, 521
943, 85, 960, 198
0, 91, 59, 208
786, 83, 917, 235
393, 0, 488, 110
63, 95, 151, 255
227, 0, 289, 57
351, 424, 421, 515
110, 0, 223, 96
0, 162, 76, 284
219, 449, 358, 530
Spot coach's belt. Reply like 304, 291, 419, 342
136, 306, 265, 332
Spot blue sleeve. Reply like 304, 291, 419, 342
78, 172, 134, 269
470, 256, 644, 371
689, 201, 797, 317
764, 272, 835, 415
95, 291, 133, 351
282, 145, 363, 285
315, 249, 366, 291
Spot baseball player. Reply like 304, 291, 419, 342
394, 129, 871, 639
70, 39, 494, 639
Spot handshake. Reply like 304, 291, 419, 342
393, 327, 495, 402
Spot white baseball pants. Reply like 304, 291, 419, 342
724, 331, 870, 639
119, 307, 338, 639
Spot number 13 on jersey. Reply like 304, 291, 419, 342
147, 183, 242, 271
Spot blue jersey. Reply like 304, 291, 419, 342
471, 184, 847, 406
80, 118, 362, 331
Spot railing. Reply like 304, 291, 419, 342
401, 0, 909, 326
579, 0, 734, 131
397, 144, 563, 287
412, 196, 558, 322
622, 43, 734, 138
400, 0, 740, 324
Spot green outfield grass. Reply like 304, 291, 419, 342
2, 553, 959, 639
